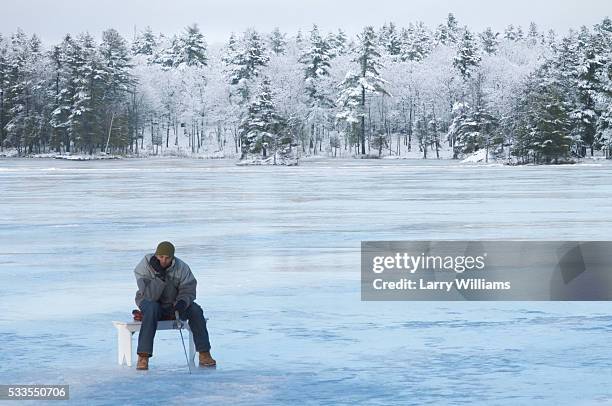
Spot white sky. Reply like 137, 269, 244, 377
1, 0, 610, 45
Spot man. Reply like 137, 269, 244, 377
134, 241, 216, 370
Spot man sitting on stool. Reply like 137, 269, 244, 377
134, 241, 216, 370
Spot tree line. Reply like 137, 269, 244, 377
0, 14, 611, 163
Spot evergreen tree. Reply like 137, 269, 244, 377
69, 32, 105, 153
300, 25, 334, 152
504, 25, 517, 41
4, 30, 49, 154
132, 26, 157, 57
353, 26, 390, 154
453, 28, 481, 79
336, 71, 363, 151
400, 22, 432, 62
572, 26, 603, 155
593, 17, 612, 155
597, 104, 612, 156
434, 13, 460, 45
242, 29, 269, 77
378, 23, 390, 50
0, 35, 9, 150
173, 24, 207, 68
448, 102, 500, 157
382, 22, 401, 56
99, 28, 134, 151
300, 26, 332, 79
479, 27, 499, 55
239, 77, 289, 160
268, 27, 287, 55
336, 71, 363, 124
100, 29, 132, 96
545, 29, 557, 49
446, 13, 460, 41
527, 22, 540, 46
324, 32, 339, 58
334, 29, 348, 55
295, 29, 304, 49
516, 26, 525, 41
512, 67, 573, 163
153, 34, 179, 69
49, 35, 74, 151
222, 33, 238, 65
229, 29, 269, 103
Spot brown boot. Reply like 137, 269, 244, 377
199, 351, 216, 367
136, 353, 150, 370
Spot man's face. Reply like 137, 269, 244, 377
155, 254, 173, 269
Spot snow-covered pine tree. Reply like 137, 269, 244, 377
229, 29, 269, 104
413, 107, 442, 159
25, 34, 48, 154
353, 26, 390, 154
3, 30, 29, 152
268, 27, 287, 55
49, 35, 74, 152
295, 30, 304, 50
512, 66, 573, 163
400, 22, 432, 62
527, 22, 541, 47
100, 29, 132, 96
545, 29, 557, 49
531, 84, 573, 163
334, 29, 348, 55
0, 34, 8, 150
222, 33, 238, 66
3, 30, 49, 154
324, 32, 339, 59
570, 26, 603, 156
479, 27, 499, 55
597, 100, 612, 157
447, 101, 500, 159
99, 28, 134, 152
593, 17, 612, 156
336, 70, 363, 152
453, 28, 481, 79
381, 22, 401, 56
239, 77, 290, 161
173, 24, 207, 68
415, 22, 432, 59
300, 25, 332, 83
504, 25, 518, 41
299, 25, 334, 154
132, 26, 157, 57
516, 26, 525, 42
68, 32, 107, 153
434, 13, 460, 45
152, 34, 178, 69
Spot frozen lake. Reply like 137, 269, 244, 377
2, 157, 612, 405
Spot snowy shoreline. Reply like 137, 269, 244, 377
0, 152, 609, 166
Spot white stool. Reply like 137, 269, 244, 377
112, 320, 196, 367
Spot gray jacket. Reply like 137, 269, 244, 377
134, 253, 197, 309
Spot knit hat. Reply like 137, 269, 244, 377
155, 241, 175, 257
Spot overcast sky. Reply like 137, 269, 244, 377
1, 0, 610, 45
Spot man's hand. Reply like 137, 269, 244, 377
174, 300, 187, 313
149, 256, 167, 280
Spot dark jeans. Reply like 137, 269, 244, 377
137, 299, 211, 356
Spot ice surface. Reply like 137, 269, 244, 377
1, 158, 612, 405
